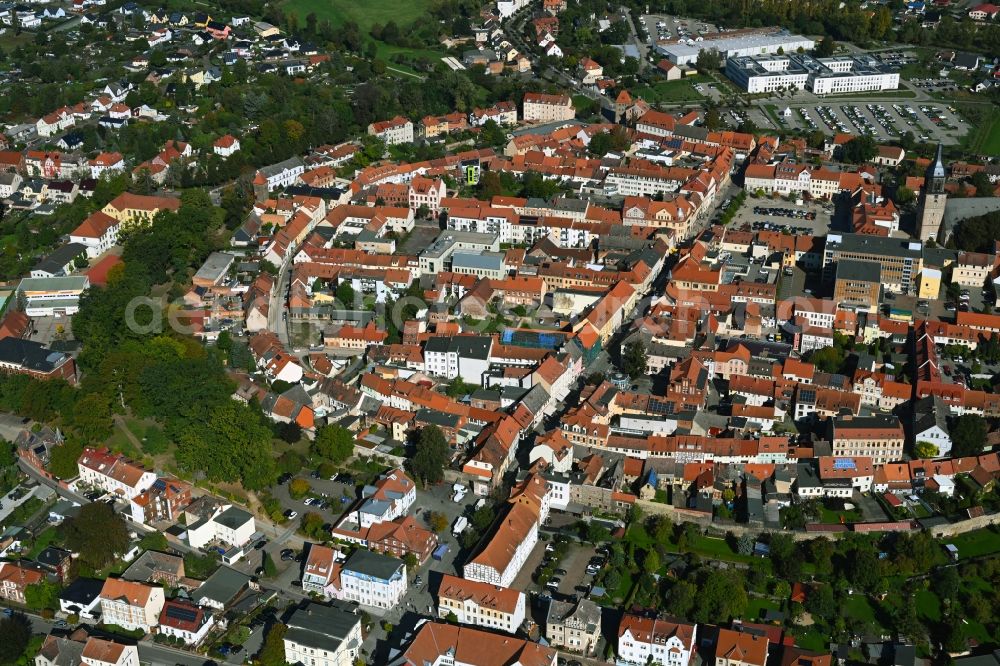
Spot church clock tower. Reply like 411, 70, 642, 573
917, 143, 947, 243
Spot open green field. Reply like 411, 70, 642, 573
282, 0, 433, 31
967, 113, 1000, 155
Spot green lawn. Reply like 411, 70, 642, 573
791, 628, 828, 652
744, 597, 781, 622
27, 526, 60, 558
631, 76, 708, 105
915, 590, 941, 622
282, 0, 433, 31
842, 595, 877, 622
947, 527, 1000, 559
818, 504, 862, 525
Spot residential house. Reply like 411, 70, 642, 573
98, 578, 166, 633
395, 623, 557, 666
185, 505, 255, 551
122, 550, 185, 587
714, 628, 769, 666
618, 615, 697, 666
213, 135, 240, 157
330, 550, 407, 610
523, 92, 574, 123
80, 637, 139, 666
355, 468, 416, 529
437, 574, 526, 634
0, 560, 44, 603
282, 601, 363, 666
158, 599, 214, 645
76, 447, 156, 499
367, 116, 414, 146
546, 598, 602, 655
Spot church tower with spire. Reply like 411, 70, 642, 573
917, 143, 947, 243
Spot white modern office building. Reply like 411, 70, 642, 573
726, 54, 900, 94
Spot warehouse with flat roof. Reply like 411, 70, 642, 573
655, 31, 815, 66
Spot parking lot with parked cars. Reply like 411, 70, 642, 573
639, 14, 721, 45
763, 101, 965, 145
729, 199, 835, 236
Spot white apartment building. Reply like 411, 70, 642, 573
283, 602, 363, 666
98, 579, 165, 633
522, 92, 574, 123
334, 550, 407, 610
186, 505, 256, 550
618, 615, 697, 666
604, 166, 685, 197
423, 335, 493, 383
76, 447, 156, 500
356, 468, 416, 529
437, 574, 526, 634
367, 116, 414, 145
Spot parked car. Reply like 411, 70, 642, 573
284, 509, 298, 519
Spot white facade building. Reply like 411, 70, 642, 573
726, 54, 900, 95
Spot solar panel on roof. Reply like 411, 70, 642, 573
166, 605, 199, 623
832, 458, 856, 470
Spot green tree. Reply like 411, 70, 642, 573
257, 623, 287, 666
695, 48, 721, 73
335, 281, 356, 308
643, 549, 661, 575
176, 400, 276, 490
894, 186, 915, 205
807, 345, 846, 374
950, 414, 988, 457
48, 439, 84, 479
262, 552, 278, 578
427, 511, 448, 532
840, 135, 878, 164
691, 569, 748, 624
25, 580, 61, 611
407, 425, 450, 486
312, 424, 355, 463
667, 579, 698, 618
138, 531, 169, 552
970, 172, 993, 197
736, 533, 755, 556
816, 36, 836, 57
72, 393, 113, 443
289, 478, 311, 500
622, 340, 648, 380
914, 441, 939, 459
805, 583, 836, 618
63, 502, 130, 570
0, 615, 31, 663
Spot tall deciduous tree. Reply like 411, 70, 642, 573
0, 615, 31, 663
407, 425, 450, 486
622, 340, 648, 380
312, 424, 355, 463
63, 502, 130, 570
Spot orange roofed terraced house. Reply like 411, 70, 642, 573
396, 622, 557, 666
